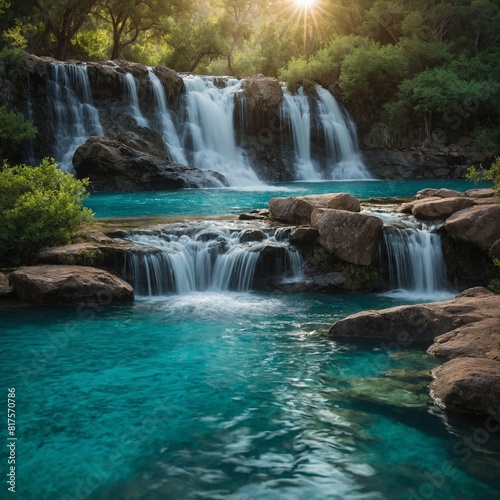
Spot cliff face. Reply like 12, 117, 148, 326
7, 54, 495, 183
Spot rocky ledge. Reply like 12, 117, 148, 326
73, 136, 227, 191
9, 265, 134, 306
329, 287, 500, 421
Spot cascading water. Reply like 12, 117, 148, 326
281, 86, 372, 180
281, 88, 319, 180
182, 75, 263, 186
121, 72, 149, 127
147, 69, 187, 165
379, 212, 449, 297
316, 87, 372, 180
46, 63, 104, 171
124, 222, 302, 296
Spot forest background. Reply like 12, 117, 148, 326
0, 0, 499, 149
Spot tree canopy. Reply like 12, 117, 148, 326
0, 0, 499, 147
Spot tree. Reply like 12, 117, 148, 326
94, 0, 190, 60
32, 0, 96, 60
0, 158, 93, 264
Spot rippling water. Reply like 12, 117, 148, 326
3, 180, 499, 499
2, 292, 500, 499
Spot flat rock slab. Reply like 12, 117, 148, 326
10, 265, 134, 306
430, 357, 500, 420
329, 287, 500, 348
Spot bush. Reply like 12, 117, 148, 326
0, 158, 94, 264
466, 156, 500, 196
0, 105, 37, 158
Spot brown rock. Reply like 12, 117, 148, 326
329, 287, 499, 344
269, 193, 360, 224
489, 239, 500, 260
10, 265, 134, 305
241, 74, 283, 112
465, 188, 495, 198
444, 204, 500, 252
313, 209, 383, 266
430, 358, 500, 420
410, 197, 475, 220
290, 227, 319, 246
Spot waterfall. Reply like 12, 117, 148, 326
124, 223, 302, 296
281, 86, 372, 180
281, 88, 319, 180
46, 63, 104, 171
147, 69, 187, 165
121, 73, 149, 127
182, 75, 263, 186
382, 218, 448, 297
316, 87, 372, 180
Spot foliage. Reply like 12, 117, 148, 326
0, 0, 499, 147
466, 157, 500, 197
0, 158, 93, 264
0, 105, 37, 158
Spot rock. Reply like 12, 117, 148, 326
0, 272, 13, 298
73, 136, 227, 191
489, 239, 500, 260
415, 188, 465, 199
430, 358, 500, 421
239, 209, 269, 220
9, 265, 134, 305
313, 209, 383, 266
465, 188, 495, 198
329, 287, 498, 344
290, 227, 319, 246
444, 204, 500, 252
241, 74, 283, 113
269, 193, 360, 224
410, 197, 475, 220
239, 229, 265, 243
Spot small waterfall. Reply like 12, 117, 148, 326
382, 218, 448, 296
147, 69, 187, 164
124, 223, 302, 296
182, 75, 263, 186
316, 87, 372, 180
46, 63, 104, 171
121, 73, 149, 127
281, 88, 319, 180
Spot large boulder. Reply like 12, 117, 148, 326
329, 287, 498, 344
9, 265, 134, 305
73, 136, 227, 191
269, 193, 360, 224
313, 209, 383, 266
408, 197, 475, 220
430, 358, 500, 421
444, 204, 500, 253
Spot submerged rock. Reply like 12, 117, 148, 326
9, 265, 134, 305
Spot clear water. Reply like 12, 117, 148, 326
4, 179, 499, 499
2, 292, 500, 500
85, 179, 479, 219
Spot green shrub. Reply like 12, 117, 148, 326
0, 158, 94, 264
0, 105, 37, 158
466, 157, 500, 196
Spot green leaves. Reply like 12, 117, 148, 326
0, 159, 94, 264
0, 105, 37, 158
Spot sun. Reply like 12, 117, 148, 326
294, 0, 316, 7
